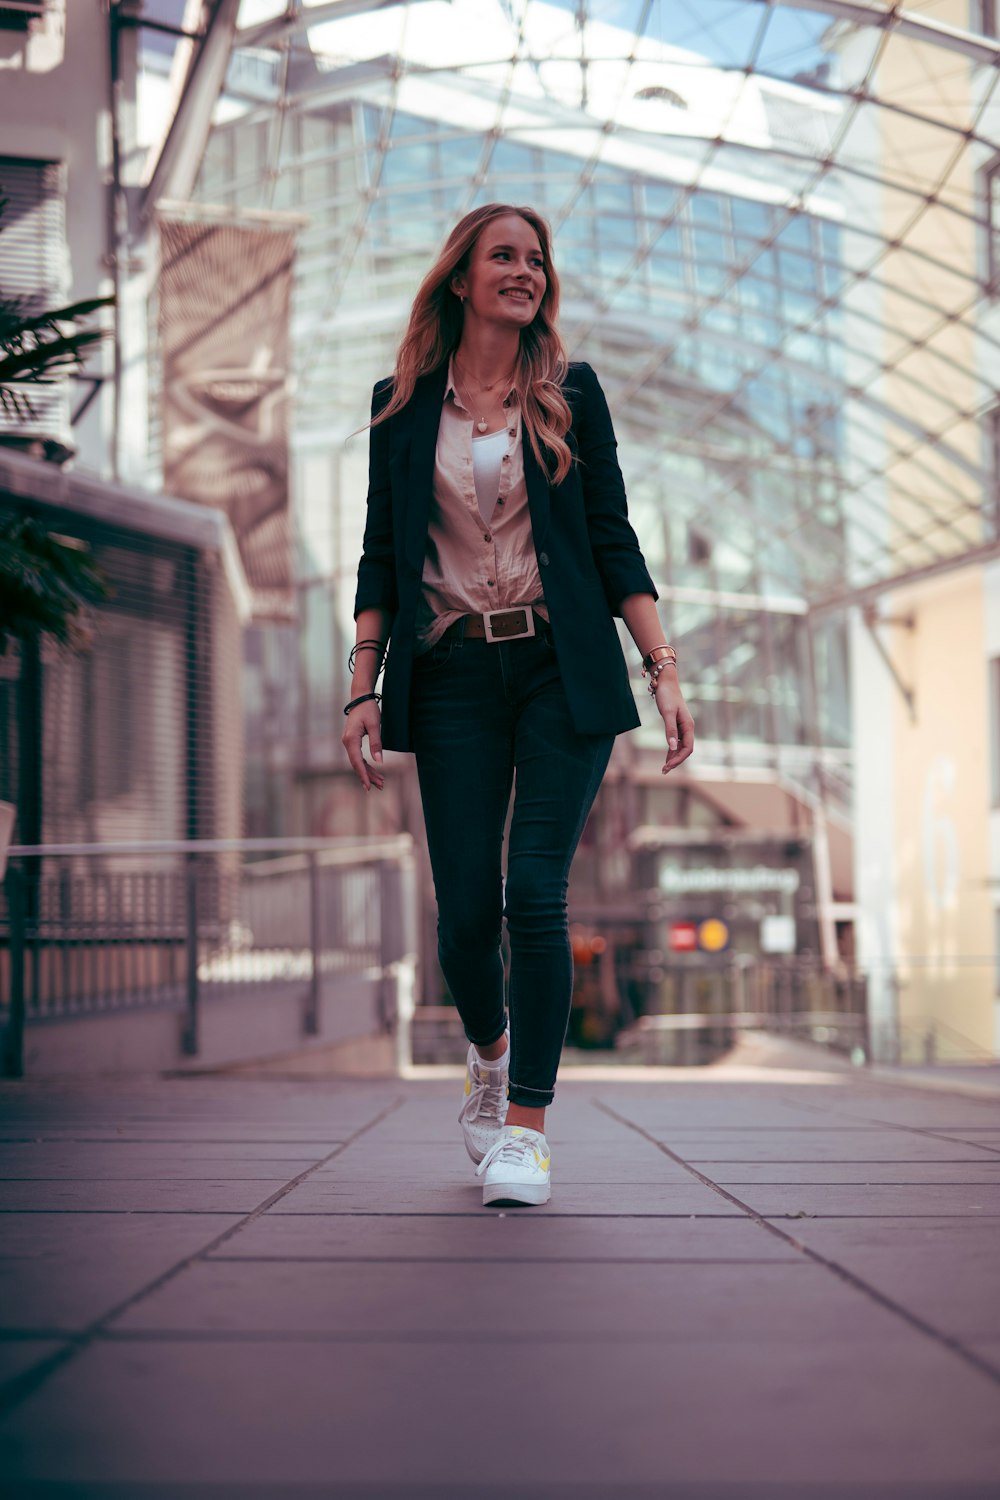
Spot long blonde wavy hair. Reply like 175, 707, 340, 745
373, 204, 574, 483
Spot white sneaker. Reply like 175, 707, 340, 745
475, 1125, 551, 1206
458, 1036, 509, 1165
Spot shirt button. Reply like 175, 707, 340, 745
539, 552, 550, 566
502, 454, 509, 462
484, 534, 491, 542
487, 580, 495, 587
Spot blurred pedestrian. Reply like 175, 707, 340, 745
343, 203, 694, 1206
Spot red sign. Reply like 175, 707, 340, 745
668, 922, 698, 952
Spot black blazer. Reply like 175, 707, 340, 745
354, 360, 658, 752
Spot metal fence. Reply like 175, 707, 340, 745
614, 957, 870, 1066
0, 837, 417, 1076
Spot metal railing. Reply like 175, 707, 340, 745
869, 1014, 997, 1067
0, 838, 417, 1077
615, 957, 870, 1066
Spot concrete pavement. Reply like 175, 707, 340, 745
0, 1036, 999, 1497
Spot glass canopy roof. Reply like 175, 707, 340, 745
142, 0, 1000, 615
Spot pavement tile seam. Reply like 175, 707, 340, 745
756, 1095, 1000, 1156
595, 1098, 1000, 1392
200, 1253, 804, 1264
1, 1487, 997, 1500
0, 1134, 355, 1146
0, 1210, 325, 1217
261, 1209, 769, 1218
0, 1095, 406, 1422
18, 1327, 929, 1347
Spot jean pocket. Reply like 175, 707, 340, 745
413, 637, 456, 673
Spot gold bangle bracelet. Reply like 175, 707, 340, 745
641, 645, 677, 675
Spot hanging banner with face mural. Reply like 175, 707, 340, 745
158, 216, 296, 618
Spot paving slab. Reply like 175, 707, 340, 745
767, 1216, 1000, 1338
0, 1214, 241, 1331
0, 1344, 65, 1387
738, 1184, 1000, 1216
707, 1161, 1000, 1183
614, 1131, 1000, 1162
0, 1058, 998, 1495
203, 1210, 800, 1262
0, 1179, 304, 1213
1, 1333, 999, 1487
269, 1176, 727, 1215
110, 1254, 908, 1342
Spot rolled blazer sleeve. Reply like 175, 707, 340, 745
353, 379, 399, 619
573, 362, 658, 616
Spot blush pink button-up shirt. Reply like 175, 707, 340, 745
414, 358, 549, 652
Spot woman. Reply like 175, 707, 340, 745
343, 204, 694, 1207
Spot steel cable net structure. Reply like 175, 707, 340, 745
150, 0, 1000, 786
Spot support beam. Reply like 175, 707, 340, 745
140, 0, 241, 220
749, 0, 1000, 68
237, 0, 439, 50
861, 606, 916, 725
808, 538, 1000, 617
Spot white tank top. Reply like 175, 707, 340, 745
471, 428, 509, 526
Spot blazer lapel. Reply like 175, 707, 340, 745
404, 364, 448, 570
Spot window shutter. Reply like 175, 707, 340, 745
0, 155, 70, 441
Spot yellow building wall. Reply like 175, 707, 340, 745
889, 571, 993, 1053
872, 3, 993, 1053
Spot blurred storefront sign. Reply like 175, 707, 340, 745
760, 913, 796, 954
159, 216, 296, 619
667, 918, 731, 954
697, 917, 730, 953
659, 864, 800, 896
668, 921, 698, 952
642, 837, 818, 964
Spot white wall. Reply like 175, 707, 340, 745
0, 0, 147, 480
985, 559, 1000, 1052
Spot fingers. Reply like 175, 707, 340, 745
341, 705, 385, 792
660, 711, 679, 772
662, 711, 695, 775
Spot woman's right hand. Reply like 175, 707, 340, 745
342, 700, 385, 792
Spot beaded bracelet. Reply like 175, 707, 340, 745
344, 691, 381, 716
645, 661, 676, 696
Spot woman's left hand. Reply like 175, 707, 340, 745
653, 670, 695, 774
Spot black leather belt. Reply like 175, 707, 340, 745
444, 607, 546, 643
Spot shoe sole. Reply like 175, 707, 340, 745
482, 1180, 551, 1207
461, 1130, 487, 1166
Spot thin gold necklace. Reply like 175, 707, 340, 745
455, 359, 515, 432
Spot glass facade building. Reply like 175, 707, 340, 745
131, 1, 1000, 1048
185, 3, 858, 798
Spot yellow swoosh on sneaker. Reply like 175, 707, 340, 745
536, 1153, 550, 1171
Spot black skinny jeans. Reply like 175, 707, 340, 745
410, 619, 614, 1108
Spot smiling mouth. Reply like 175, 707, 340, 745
500, 289, 532, 300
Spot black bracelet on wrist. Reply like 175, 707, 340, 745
348, 639, 387, 675
343, 691, 381, 716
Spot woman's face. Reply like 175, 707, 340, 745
452, 214, 547, 331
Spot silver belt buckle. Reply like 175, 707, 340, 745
483, 607, 535, 643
